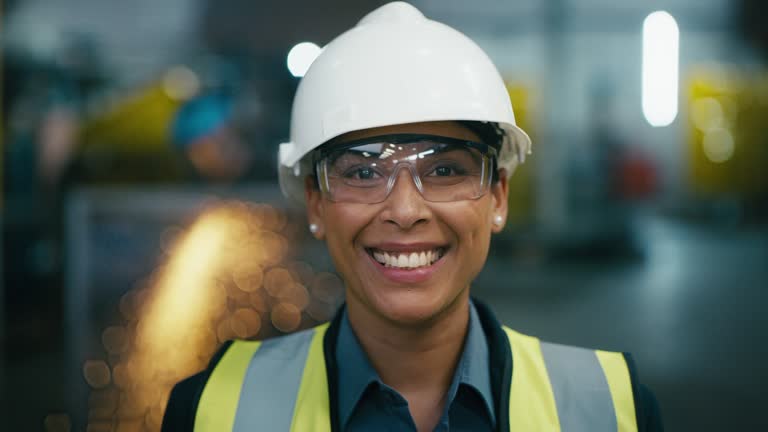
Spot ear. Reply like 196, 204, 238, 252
490, 168, 509, 233
304, 175, 325, 239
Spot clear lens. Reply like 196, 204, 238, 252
318, 139, 493, 203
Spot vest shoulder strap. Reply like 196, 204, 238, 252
503, 326, 638, 432
195, 324, 331, 432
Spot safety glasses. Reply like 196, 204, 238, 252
313, 134, 497, 204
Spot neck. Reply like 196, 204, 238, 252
345, 292, 471, 395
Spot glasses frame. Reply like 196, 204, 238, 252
312, 133, 498, 204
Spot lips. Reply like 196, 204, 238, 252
366, 247, 446, 269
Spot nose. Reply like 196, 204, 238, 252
379, 166, 430, 230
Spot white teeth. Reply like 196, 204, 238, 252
370, 248, 444, 269
408, 253, 419, 267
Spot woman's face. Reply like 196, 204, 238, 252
305, 121, 509, 326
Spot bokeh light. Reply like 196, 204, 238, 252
264, 267, 294, 298
232, 263, 264, 292
80, 200, 343, 428
111, 363, 130, 390
289, 283, 311, 311
691, 97, 725, 131
702, 128, 736, 163
259, 231, 288, 266
287, 261, 315, 285
101, 326, 129, 355
271, 302, 302, 332
162, 66, 201, 101
310, 272, 344, 304
216, 318, 236, 343
287, 42, 322, 78
83, 360, 111, 389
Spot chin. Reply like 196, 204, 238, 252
367, 287, 461, 327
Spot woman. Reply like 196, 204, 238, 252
163, 2, 662, 431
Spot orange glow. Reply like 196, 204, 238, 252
83, 360, 111, 389
271, 302, 302, 332
83, 201, 344, 428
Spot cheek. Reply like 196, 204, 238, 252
320, 204, 374, 262
447, 201, 495, 275
444, 200, 493, 245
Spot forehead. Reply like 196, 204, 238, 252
331, 121, 482, 145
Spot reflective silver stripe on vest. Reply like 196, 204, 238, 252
540, 341, 617, 431
232, 329, 315, 431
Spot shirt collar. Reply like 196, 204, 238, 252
455, 300, 496, 424
335, 300, 495, 429
336, 309, 379, 430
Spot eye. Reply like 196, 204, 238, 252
433, 166, 454, 176
345, 166, 381, 180
428, 164, 465, 177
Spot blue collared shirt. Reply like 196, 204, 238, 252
336, 301, 495, 431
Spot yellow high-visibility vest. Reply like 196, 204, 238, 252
193, 323, 636, 432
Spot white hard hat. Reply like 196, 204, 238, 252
278, 1, 532, 204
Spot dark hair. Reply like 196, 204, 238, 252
456, 121, 504, 151
456, 121, 504, 184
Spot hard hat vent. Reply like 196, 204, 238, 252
358, 1, 425, 26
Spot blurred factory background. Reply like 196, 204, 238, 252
2, 0, 767, 430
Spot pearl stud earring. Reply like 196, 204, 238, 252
309, 223, 319, 234
494, 215, 503, 226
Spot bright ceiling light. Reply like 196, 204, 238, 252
642, 11, 679, 127
287, 42, 322, 78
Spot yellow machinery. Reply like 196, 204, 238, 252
686, 69, 768, 199
505, 83, 536, 227
76, 68, 199, 183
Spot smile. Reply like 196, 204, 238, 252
367, 248, 446, 269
